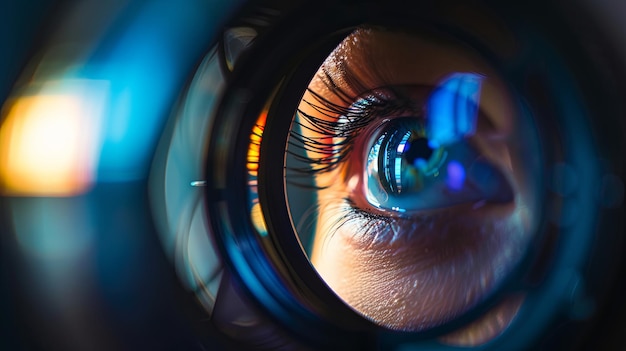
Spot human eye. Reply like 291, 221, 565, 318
359, 75, 513, 214
286, 27, 538, 338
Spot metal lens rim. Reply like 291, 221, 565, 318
203, 0, 618, 349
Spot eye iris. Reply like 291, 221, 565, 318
366, 118, 449, 211
385, 126, 445, 193
364, 110, 516, 214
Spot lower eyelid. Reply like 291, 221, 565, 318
318, 195, 522, 257
316, 199, 395, 251
319, 199, 448, 252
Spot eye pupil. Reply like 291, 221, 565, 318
404, 136, 434, 167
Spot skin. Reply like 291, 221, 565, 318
296, 28, 535, 332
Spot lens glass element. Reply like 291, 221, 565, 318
285, 27, 540, 332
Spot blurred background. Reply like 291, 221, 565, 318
0, 0, 243, 349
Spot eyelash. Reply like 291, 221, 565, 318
287, 65, 423, 239
288, 67, 416, 177
317, 198, 394, 250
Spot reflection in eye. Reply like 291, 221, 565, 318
285, 27, 538, 338
427, 73, 483, 146
365, 116, 449, 211
363, 74, 512, 214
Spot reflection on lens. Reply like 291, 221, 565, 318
285, 27, 539, 333
439, 294, 525, 346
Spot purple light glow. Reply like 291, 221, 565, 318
447, 160, 466, 191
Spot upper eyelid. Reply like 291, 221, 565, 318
295, 69, 500, 182
315, 27, 515, 136
293, 85, 428, 173
307, 73, 506, 145
290, 94, 380, 175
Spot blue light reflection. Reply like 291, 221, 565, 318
427, 73, 483, 146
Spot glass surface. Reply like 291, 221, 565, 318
285, 27, 540, 333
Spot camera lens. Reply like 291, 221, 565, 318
197, 0, 625, 349
3, 0, 624, 350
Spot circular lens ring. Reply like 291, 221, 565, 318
203, 0, 624, 349
204, 3, 376, 349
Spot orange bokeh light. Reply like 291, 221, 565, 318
0, 92, 98, 196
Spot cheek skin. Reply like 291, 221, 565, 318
310, 184, 533, 330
